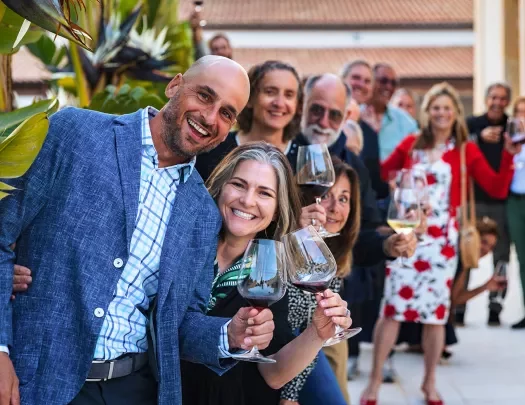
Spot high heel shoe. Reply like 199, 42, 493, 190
425, 395, 444, 405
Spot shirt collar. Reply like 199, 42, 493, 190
141, 107, 196, 183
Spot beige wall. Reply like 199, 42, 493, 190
474, 0, 525, 113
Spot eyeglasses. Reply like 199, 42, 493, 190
376, 77, 398, 88
309, 103, 344, 126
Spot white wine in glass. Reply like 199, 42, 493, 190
387, 172, 421, 268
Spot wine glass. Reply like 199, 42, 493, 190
406, 167, 432, 247
507, 117, 525, 147
387, 171, 421, 268
232, 239, 287, 363
194, 1, 207, 27
493, 261, 508, 304
296, 144, 338, 238
282, 226, 362, 346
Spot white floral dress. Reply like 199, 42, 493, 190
381, 157, 459, 325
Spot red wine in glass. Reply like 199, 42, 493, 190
291, 280, 331, 294
299, 183, 331, 205
232, 239, 286, 364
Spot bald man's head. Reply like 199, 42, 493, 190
301, 74, 351, 146
158, 56, 250, 160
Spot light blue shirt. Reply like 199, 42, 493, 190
511, 149, 525, 194
361, 104, 418, 161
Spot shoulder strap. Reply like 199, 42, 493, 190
460, 142, 468, 226
460, 142, 477, 226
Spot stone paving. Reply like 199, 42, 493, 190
347, 249, 525, 405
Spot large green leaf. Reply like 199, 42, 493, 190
0, 99, 58, 139
0, 112, 49, 179
0, 6, 43, 54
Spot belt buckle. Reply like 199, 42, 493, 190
86, 360, 115, 382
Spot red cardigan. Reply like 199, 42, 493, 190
381, 135, 514, 211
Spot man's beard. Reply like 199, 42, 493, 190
161, 95, 220, 160
301, 121, 342, 147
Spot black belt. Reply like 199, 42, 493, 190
510, 192, 525, 199
86, 352, 149, 382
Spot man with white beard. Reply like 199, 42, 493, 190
288, 73, 381, 229
288, 73, 417, 257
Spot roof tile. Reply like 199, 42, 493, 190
232, 47, 473, 79
179, 0, 473, 27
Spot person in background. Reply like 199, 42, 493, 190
341, 59, 374, 106
361, 81, 519, 405
464, 82, 512, 326
513, 96, 525, 119
347, 63, 417, 384
506, 96, 525, 329
390, 88, 419, 122
190, 9, 233, 60
360, 63, 419, 161
342, 119, 364, 155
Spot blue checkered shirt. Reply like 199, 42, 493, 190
92, 107, 233, 360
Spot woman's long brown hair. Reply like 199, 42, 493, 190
325, 157, 361, 278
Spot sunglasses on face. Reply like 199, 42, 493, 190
376, 77, 398, 88
309, 103, 344, 126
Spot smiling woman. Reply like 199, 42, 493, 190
181, 142, 353, 405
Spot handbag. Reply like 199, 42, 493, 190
459, 142, 481, 269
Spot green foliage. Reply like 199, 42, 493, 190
87, 84, 165, 114
0, 98, 58, 139
0, 112, 50, 198
0, 5, 43, 54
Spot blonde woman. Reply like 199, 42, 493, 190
360, 82, 520, 405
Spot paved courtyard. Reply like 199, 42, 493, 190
348, 249, 525, 405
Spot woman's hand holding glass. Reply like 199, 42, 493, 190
311, 289, 352, 341
299, 203, 327, 232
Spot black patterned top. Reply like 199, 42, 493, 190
280, 277, 343, 401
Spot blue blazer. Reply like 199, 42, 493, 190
0, 108, 230, 405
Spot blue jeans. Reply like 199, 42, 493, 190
298, 350, 347, 405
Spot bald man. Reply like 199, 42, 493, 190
0, 56, 273, 405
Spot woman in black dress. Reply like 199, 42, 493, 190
181, 142, 353, 405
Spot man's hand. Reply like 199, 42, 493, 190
383, 232, 417, 258
484, 275, 506, 292
312, 290, 351, 340
480, 126, 502, 144
227, 307, 274, 351
189, 10, 203, 42
280, 400, 299, 405
11, 265, 32, 301
0, 353, 19, 405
